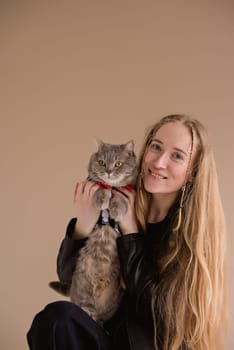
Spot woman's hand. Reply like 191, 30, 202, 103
112, 187, 138, 235
73, 181, 101, 239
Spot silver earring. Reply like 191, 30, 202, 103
179, 184, 186, 209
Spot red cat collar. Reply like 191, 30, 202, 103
123, 184, 134, 191
96, 181, 112, 190
96, 181, 133, 191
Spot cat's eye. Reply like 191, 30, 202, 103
115, 161, 123, 168
98, 160, 106, 166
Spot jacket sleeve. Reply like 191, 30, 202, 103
117, 233, 157, 322
57, 218, 88, 283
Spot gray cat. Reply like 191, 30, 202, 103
50, 139, 138, 325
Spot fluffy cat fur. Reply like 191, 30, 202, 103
49, 139, 138, 325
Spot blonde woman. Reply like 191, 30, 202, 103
27, 114, 226, 350
132, 114, 227, 349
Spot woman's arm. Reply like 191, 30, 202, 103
57, 181, 101, 282
57, 218, 88, 283
112, 186, 155, 320
117, 233, 156, 322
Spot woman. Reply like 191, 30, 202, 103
27, 114, 226, 350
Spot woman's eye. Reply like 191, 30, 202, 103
150, 143, 161, 152
115, 161, 123, 168
98, 160, 106, 166
173, 152, 184, 161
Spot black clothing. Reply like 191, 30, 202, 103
27, 301, 112, 350
27, 217, 170, 350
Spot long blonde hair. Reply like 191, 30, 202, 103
135, 114, 227, 349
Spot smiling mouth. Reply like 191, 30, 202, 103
149, 170, 167, 179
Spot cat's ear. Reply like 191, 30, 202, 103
124, 140, 135, 155
94, 138, 104, 149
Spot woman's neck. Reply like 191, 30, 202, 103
147, 193, 177, 223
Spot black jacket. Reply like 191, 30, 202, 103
57, 218, 170, 350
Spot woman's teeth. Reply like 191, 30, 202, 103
150, 171, 165, 179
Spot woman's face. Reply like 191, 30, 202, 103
142, 122, 192, 197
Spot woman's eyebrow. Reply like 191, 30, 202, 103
152, 138, 188, 156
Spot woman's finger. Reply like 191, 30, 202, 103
73, 181, 86, 202
113, 187, 136, 201
74, 181, 100, 202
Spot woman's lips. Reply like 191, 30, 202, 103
149, 169, 167, 179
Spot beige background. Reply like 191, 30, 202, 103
0, 1, 233, 349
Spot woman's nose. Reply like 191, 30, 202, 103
153, 152, 168, 168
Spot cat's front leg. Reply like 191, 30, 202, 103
109, 194, 128, 222
93, 187, 111, 210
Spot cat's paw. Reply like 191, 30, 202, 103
109, 196, 127, 222
93, 188, 110, 210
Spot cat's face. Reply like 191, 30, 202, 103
88, 140, 137, 186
